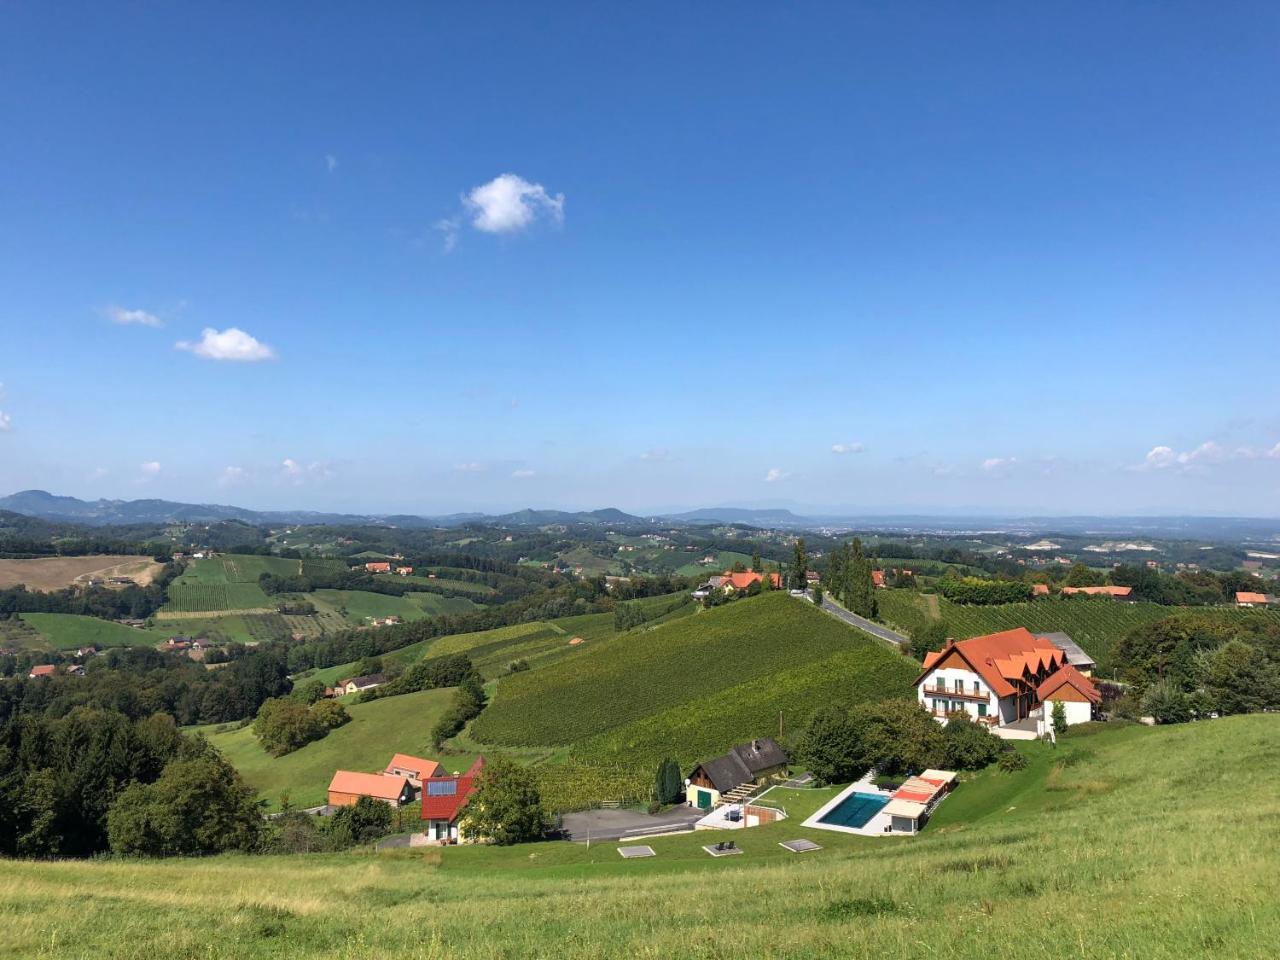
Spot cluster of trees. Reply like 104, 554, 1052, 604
936, 576, 1034, 605
1113, 613, 1280, 722
796, 699, 1004, 785
252, 696, 350, 756
0, 561, 183, 621
824, 538, 877, 618
0, 644, 292, 728
457, 757, 544, 845
357, 652, 476, 702
0, 708, 260, 858
431, 671, 488, 748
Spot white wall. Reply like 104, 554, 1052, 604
1044, 697, 1092, 726
918, 666, 997, 722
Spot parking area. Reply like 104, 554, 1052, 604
559, 806, 704, 842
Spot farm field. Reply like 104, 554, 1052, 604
193, 687, 468, 810
0, 554, 163, 590
19, 613, 170, 650
308, 589, 469, 625
296, 637, 439, 689
163, 581, 274, 613
391, 574, 497, 597
876, 589, 1280, 674
472, 593, 916, 758
5, 717, 1279, 958
673, 549, 756, 577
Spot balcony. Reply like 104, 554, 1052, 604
926, 688, 990, 704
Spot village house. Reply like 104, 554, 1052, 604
420, 758, 486, 844
686, 738, 789, 811
365, 561, 392, 574
871, 570, 886, 587
334, 673, 385, 695
160, 636, 192, 652
1236, 591, 1275, 607
1059, 585, 1134, 600
327, 771, 414, 808
915, 627, 1101, 737
395, 566, 414, 576
804, 570, 820, 586
882, 769, 957, 835
28, 664, 56, 679
1036, 665, 1103, 727
385, 753, 441, 788
1032, 583, 1051, 596
76, 646, 98, 658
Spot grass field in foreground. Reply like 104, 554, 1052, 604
19, 613, 170, 650
5, 716, 1278, 958
194, 688, 468, 810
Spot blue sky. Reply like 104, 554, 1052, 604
1, 2, 1278, 516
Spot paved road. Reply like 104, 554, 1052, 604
820, 598, 909, 649
559, 807, 704, 842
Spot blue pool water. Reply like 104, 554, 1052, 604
817, 792, 890, 829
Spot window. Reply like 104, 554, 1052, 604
953, 678, 963, 694
972, 680, 981, 695
977, 703, 987, 718
935, 678, 945, 691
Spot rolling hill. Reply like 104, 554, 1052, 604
4, 716, 1277, 958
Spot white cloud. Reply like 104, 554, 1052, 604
281, 458, 334, 484
1141, 441, 1233, 471
176, 327, 276, 362
139, 461, 162, 480
641, 448, 673, 462
464, 173, 564, 235
88, 466, 108, 480
106, 305, 163, 327
831, 442, 864, 455
1236, 442, 1280, 460
325, 154, 338, 173
764, 468, 790, 483
219, 466, 248, 487
1143, 445, 1176, 469
981, 457, 1016, 472
435, 217, 460, 253
512, 468, 536, 478
0, 411, 10, 432
455, 462, 487, 474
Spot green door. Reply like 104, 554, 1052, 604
696, 790, 712, 810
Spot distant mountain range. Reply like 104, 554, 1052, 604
0, 491, 653, 529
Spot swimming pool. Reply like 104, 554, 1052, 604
816, 791, 889, 829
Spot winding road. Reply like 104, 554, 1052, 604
819, 597, 909, 649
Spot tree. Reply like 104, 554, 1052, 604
790, 538, 808, 591
1051, 701, 1068, 737
458, 757, 544, 845
1205, 640, 1280, 715
1065, 563, 1102, 587
796, 705, 868, 784
845, 538, 877, 619
310, 699, 351, 730
853, 699, 947, 777
812, 584, 824, 606
654, 758, 682, 805
330, 795, 392, 845
1142, 679, 1192, 725
909, 621, 950, 661
940, 715, 1001, 770
751, 548, 762, 573
107, 749, 261, 856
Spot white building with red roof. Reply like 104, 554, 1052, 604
419, 757, 485, 844
915, 627, 1100, 736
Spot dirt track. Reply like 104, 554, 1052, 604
0, 556, 163, 591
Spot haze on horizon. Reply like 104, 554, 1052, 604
2, 4, 1278, 517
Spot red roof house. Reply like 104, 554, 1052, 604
365, 561, 392, 574
721, 570, 782, 591
1032, 583, 1050, 596
1236, 591, 1271, 607
420, 757, 485, 844
871, 570, 886, 587
28, 664, 56, 679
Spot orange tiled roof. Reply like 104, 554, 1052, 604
1236, 591, 1268, 604
1037, 664, 1101, 704
385, 753, 441, 779
328, 770, 410, 800
914, 627, 1065, 698
1032, 583, 1050, 595
722, 570, 782, 590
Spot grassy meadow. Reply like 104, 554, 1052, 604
5, 716, 1278, 958
19, 613, 171, 649
194, 688, 468, 810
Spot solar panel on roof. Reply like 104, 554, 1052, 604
427, 780, 458, 796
